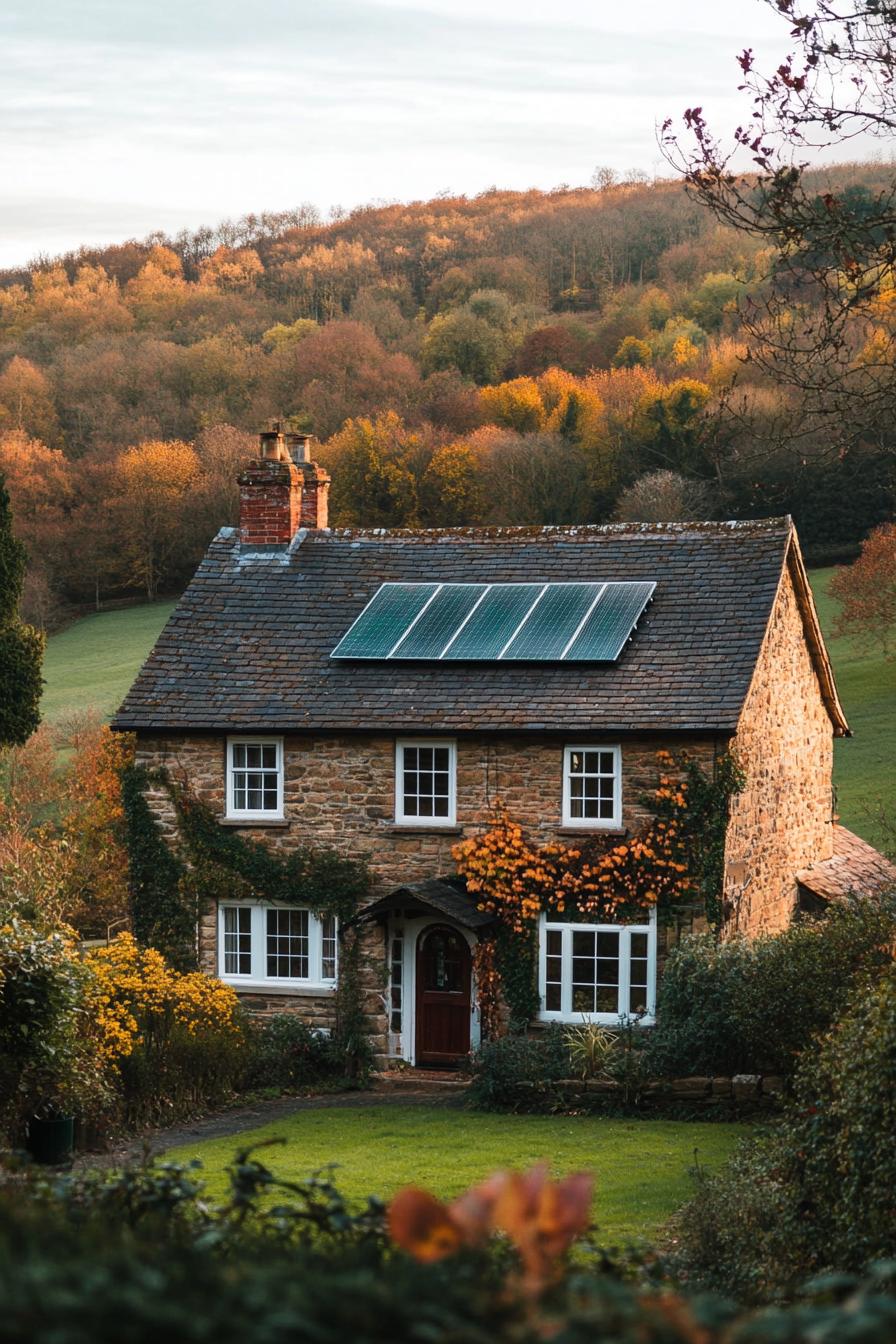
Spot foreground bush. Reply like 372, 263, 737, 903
2, 1148, 896, 1341
670, 964, 896, 1302
647, 894, 896, 1078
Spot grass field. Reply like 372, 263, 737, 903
809, 568, 894, 851
40, 601, 176, 726
164, 1105, 746, 1243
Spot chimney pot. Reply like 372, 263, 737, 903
259, 429, 283, 461
285, 431, 313, 464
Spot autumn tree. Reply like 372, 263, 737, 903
614, 470, 718, 523
321, 411, 437, 526
663, 0, 896, 455
0, 475, 44, 747
830, 522, 896, 655
0, 356, 61, 445
108, 439, 201, 599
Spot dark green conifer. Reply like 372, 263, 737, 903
0, 474, 44, 746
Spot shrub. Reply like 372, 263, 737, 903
468, 1026, 570, 1110
0, 917, 109, 1137
648, 894, 896, 1078
243, 1014, 337, 1093
3, 1149, 896, 1340
671, 964, 896, 1302
84, 934, 246, 1128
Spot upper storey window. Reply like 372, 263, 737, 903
226, 737, 284, 819
395, 739, 457, 826
562, 745, 621, 829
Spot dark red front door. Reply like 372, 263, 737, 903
415, 925, 472, 1067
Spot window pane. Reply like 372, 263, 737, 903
266, 908, 308, 978
223, 906, 251, 975
631, 932, 648, 958
321, 915, 337, 980
232, 744, 247, 768
545, 983, 562, 1011
572, 930, 596, 957
400, 743, 453, 821
546, 930, 562, 956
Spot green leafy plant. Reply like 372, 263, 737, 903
565, 1021, 618, 1080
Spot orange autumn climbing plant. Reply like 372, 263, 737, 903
454, 751, 702, 930
453, 751, 743, 1028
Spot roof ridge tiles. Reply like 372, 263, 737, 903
315, 517, 793, 543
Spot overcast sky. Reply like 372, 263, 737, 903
0, 0, 861, 268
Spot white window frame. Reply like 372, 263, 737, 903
537, 909, 657, 1025
217, 901, 338, 989
561, 743, 622, 829
395, 738, 457, 827
225, 736, 284, 820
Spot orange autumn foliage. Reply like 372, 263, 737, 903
453, 756, 697, 933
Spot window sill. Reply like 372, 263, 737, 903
222, 981, 336, 997
218, 816, 291, 829
553, 826, 627, 838
536, 1013, 655, 1028
388, 824, 463, 835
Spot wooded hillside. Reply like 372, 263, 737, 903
1, 168, 893, 622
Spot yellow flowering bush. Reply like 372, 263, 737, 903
85, 934, 240, 1054
83, 934, 245, 1128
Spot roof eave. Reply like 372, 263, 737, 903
785, 526, 851, 737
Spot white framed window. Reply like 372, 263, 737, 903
538, 910, 656, 1024
218, 902, 338, 988
395, 739, 457, 826
562, 744, 621, 829
226, 737, 284, 819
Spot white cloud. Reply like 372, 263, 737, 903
0, 0, 875, 268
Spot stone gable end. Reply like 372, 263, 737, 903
725, 557, 835, 933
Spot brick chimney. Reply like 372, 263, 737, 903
238, 426, 330, 547
285, 432, 331, 530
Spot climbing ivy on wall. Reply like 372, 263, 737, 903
121, 766, 373, 1073
454, 751, 744, 1036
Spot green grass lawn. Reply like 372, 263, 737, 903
809, 568, 895, 851
164, 1105, 746, 1243
40, 601, 176, 725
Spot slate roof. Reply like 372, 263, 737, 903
797, 826, 896, 905
114, 517, 813, 735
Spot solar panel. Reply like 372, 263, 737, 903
392, 584, 488, 658
442, 584, 544, 660
502, 582, 602, 660
330, 583, 438, 659
564, 581, 655, 661
330, 580, 655, 662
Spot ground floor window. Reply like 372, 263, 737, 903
538, 910, 656, 1023
218, 903, 337, 988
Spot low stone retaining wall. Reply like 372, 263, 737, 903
514, 1073, 785, 1113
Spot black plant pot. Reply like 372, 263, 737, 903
27, 1115, 75, 1165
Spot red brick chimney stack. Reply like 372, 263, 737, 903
238, 425, 330, 547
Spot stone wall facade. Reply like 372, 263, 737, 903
135, 732, 715, 1052
725, 558, 835, 934
135, 730, 719, 896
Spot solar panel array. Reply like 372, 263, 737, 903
330, 581, 655, 663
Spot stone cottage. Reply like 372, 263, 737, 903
113, 428, 888, 1066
